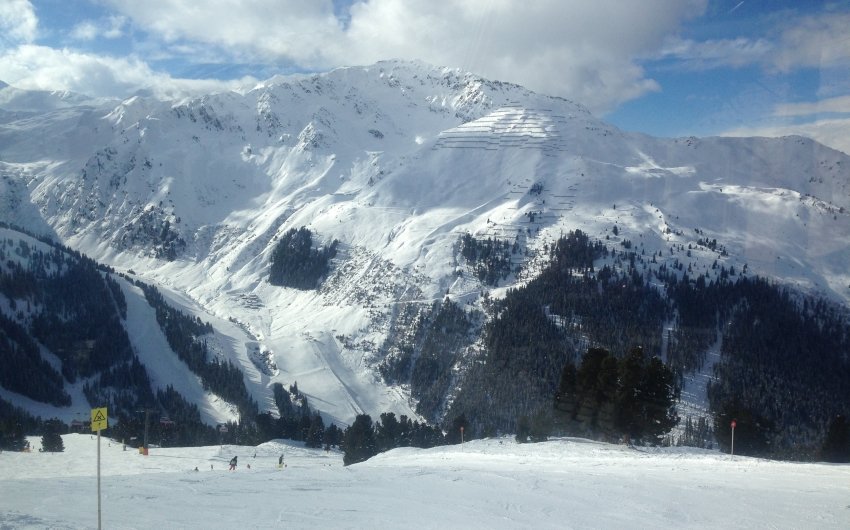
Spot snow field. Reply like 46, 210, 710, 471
1, 434, 848, 529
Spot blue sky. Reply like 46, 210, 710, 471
1, 0, 849, 153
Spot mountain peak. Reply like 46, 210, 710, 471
1, 59, 849, 431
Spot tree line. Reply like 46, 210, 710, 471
459, 233, 520, 286
341, 412, 452, 465
550, 346, 678, 445
379, 297, 478, 420
382, 229, 850, 460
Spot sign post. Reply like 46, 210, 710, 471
91, 407, 108, 530
460, 426, 464, 450
730, 419, 737, 457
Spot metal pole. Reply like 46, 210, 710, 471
97, 428, 102, 530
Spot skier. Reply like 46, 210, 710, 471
229, 456, 238, 471
278, 454, 284, 469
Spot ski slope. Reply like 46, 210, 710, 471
1, 434, 848, 529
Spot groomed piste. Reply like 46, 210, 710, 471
2, 433, 848, 529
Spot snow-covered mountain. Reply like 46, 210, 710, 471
1, 59, 849, 428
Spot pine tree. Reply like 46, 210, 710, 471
323, 423, 342, 448
515, 415, 530, 443
821, 415, 850, 463
268, 227, 337, 289
1, 422, 27, 451
305, 413, 325, 449
553, 347, 679, 445
298, 410, 312, 442
41, 420, 65, 452
446, 414, 469, 445
553, 363, 577, 434
255, 412, 279, 442
574, 348, 609, 434
41, 431, 64, 452
615, 347, 645, 443
595, 355, 620, 441
639, 357, 679, 444
396, 415, 412, 447
714, 401, 772, 456
343, 414, 376, 465
376, 412, 400, 452
529, 409, 552, 442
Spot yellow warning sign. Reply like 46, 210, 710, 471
91, 407, 108, 432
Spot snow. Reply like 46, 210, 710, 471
1, 60, 850, 429
2, 434, 848, 529
119, 279, 234, 426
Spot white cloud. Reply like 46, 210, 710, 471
97, 0, 708, 112
723, 117, 850, 156
0, 45, 255, 99
722, 89, 850, 154
774, 95, 850, 118
101, 0, 342, 63
103, 15, 128, 39
70, 21, 99, 42
70, 16, 128, 42
651, 10, 850, 76
0, 0, 38, 45
726, 93, 850, 155
338, 0, 708, 112
657, 36, 772, 70
770, 12, 850, 73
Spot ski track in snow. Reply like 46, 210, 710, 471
1, 434, 848, 529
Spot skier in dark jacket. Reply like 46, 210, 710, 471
229, 456, 238, 471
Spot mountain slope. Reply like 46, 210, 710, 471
0, 60, 849, 431
0, 226, 237, 427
